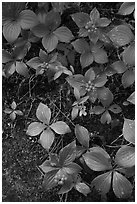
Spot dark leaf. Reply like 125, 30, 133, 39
93, 48, 108, 64
90, 106, 105, 115
111, 60, 127, 74
71, 107, 79, 120
50, 121, 71, 134
122, 42, 135, 66
19, 10, 38, 29
75, 182, 91, 196
117, 166, 135, 178
127, 92, 135, 105
100, 110, 112, 124
71, 12, 90, 28
115, 146, 135, 168
54, 26, 74, 43
113, 171, 133, 198
15, 61, 29, 77
98, 87, 114, 107
27, 122, 46, 136
94, 74, 107, 87
97, 17, 111, 27
118, 2, 135, 15
109, 104, 122, 114
36, 103, 51, 125
83, 146, 112, 171
63, 163, 82, 174
123, 118, 135, 144
85, 67, 95, 82
58, 175, 74, 194
75, 124, 89, 148
3, 62, 16, 77
108, 25, 134, 47
26, 57, 42, 70
90, 7, 100, 24
122, 69, 135, 88
59, 141, 76, 166
39, 128, 55, 151
43, 170, 58, 190
32, 24, 48, 38
91, 171, 112, 195
42, 33, 58, 52
71, 39, 90, 54
3, 21, 21, 43
39, 160, 58, 173
80, 52, 94, 68
2, 50, 13, 63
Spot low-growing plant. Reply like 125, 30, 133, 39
2, 2, 135, 202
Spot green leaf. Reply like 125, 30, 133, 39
122, 43, 135, 66
4, 108, 12, 114
39, 128, 55, 151
80, 52, 94, 68
79, 28, 88, 37
123, 118, 135, 144
54, 26, 73, 43
94, 74, 107, 87
2, 50, 13, 63
127, 92, 135, 105
59, 141, 76, 166
26, 57, 42, 70
75, 182, 91, 196
75, 124, 89, 148
85, 67, 95, 82
10, 112, 16, 120
108, 25, 134, 47
115, 146, 135, 168
93, 48, 108, 64
36, 103, 51, 125
15, 61, 29, 77
118, 2, 135, 15
39, 160, 58, 173
14, 110, 23, 115
122, 69, 135, 88
71, 107, 79, 120
19, 10, 38, 29
71, 12, 90, 28
113, 171, 133, 198
100, 110, 112, 124
4, 62, 16, 77
58, 175, 74, 194
44, 10, 61, 31
97, 17, 111, 27
27, 122, 46, 136
109, 104, 122, 114
117, 166, 135, 178
90, 106, 105, 115
63, 163, 82, 174
32, 24, 48, 38
91, 171, 112, 195
50, 121, 71, 135
3, 21, 21, 43
90, 7, 100, 24
98, 87, 114, 107
11, 101, 17, 110
42, 33, 58, 52
111, 60, 127, 74
83, 146, 112, 171
43, 170, 58, 190
71, 39, 90, 54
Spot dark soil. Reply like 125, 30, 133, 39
2, 2, 135, 202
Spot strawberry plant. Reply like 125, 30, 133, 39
2, 2, 135, 202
